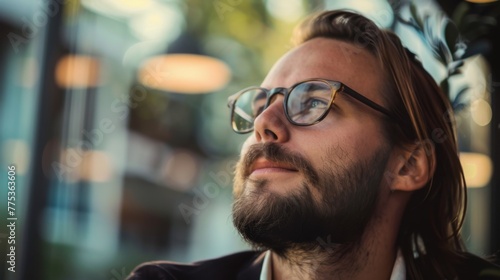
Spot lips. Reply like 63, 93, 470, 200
249, 158, 298, 176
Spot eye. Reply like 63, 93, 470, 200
286, 96, 329, 123
307, 98, 328, 109
302, 97, 329, 111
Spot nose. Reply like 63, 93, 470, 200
253, 94, 290, 143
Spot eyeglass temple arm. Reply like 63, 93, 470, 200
341, 85, 396, 120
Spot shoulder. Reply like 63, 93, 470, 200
126, 251, 266, 280
455, 252, 500, 279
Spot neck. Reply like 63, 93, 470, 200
269, 191, 409, 280
270, 238, 397, 280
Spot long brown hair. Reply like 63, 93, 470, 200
292, 10, 467, 279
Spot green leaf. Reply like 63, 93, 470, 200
410, 2, 424, 30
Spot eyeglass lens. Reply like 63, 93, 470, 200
232, 81, 335, 132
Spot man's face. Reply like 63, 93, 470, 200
232, 38, 393, 252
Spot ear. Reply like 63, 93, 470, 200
385, 141, 436, 192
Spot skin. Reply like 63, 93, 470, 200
245, 38, 388, 196
237, 38, 433, 279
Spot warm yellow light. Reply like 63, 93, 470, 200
80, 151, 113, 182
160, 149, 200, 191
138, 54, 231, 94
117, 0, 154, 11
471, 99, 492, 126
56, 55, 101, 88
460, 152, 493, 188
57, 149, 113, 182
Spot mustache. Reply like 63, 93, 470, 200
242, 143, 319, 184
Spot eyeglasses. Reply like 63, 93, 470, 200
227, 78, 395, 134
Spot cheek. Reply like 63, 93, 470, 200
339, 117, 386, 150
234, 137, 255, 197
296, 124, 379, 167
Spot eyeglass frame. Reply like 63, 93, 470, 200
227, 78, 397, 134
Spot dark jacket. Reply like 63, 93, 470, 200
127, 250, 500, 280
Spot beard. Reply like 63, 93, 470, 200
232, 142, 390, 255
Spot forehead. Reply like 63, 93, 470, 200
261, 38, 387, 105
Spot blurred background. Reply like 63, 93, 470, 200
0, 0, 499, 279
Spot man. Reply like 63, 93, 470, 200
128, 10, 500, 280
